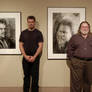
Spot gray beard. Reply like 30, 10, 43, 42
57, 40, 66, 50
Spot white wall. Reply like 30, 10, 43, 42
0, 0, 92, 87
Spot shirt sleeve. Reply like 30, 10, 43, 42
19, 32, 24, 43
67, 35, 75, 59
37, 31, 44, 43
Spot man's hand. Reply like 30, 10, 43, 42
19, 42, 32, 62
29, 56, 36, 62
24, 55, 31, 61
24, 55, 36, 63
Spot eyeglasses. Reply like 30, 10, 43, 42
81, 26, 89, 28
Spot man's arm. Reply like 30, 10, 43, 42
19, 42, 31, 61
29, 42, 43, 62
67, 36, 75, 60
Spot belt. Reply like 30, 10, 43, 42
74, 56, 92, 61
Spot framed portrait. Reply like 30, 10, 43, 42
0, 12, 21, 54
48, 8, 85, 59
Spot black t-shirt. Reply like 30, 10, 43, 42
19, 29, 43, 55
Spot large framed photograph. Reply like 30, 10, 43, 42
48, 8, 85, 59
0, 12, 21, 54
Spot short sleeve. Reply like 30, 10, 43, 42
19, 32, 24, 43
37, 31, 44, 43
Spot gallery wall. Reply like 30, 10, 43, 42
0, 0, 92, 87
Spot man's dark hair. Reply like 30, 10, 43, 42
27, 16, 36, 22
0, 19, 7, 26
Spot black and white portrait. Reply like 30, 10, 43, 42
0, 12, 21, 54
53, 13, 80, 53
0, 18, 15, 49
48, 8, 85, 59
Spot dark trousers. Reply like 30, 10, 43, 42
22, 57, 40, 92
68, 57, 92, 92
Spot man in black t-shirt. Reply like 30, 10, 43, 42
19, 16, 43, 92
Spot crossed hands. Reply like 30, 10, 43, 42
25, 55, 36, 62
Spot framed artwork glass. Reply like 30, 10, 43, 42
0, 12, 21, 54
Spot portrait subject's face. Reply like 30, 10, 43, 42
0, 23, 6, 38
56, 24, 72, 49
80, 23, 89, 35
27, 19, 35, 30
